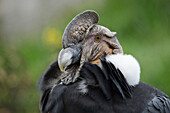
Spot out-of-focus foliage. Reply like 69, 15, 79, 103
0, 0, 170, 113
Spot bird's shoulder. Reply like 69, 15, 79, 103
38, 60, 61, 92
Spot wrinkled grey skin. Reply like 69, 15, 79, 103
58, 10, 123, 84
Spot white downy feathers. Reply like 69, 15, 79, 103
77, 80, 88, 94
105, 54, 141, 86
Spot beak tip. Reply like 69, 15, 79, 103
59, 66, 63, 71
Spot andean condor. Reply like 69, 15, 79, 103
38, 10, 170, 113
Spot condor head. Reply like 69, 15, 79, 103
58, 10, 123, 84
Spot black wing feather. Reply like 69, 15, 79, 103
100, 58, 132, 99
105, 60, 126, 99
117, 69, 133, 97
79, 65, 97, 85
38, 60, 61, 92
40, 88, 51, 112
82, 62, 113, 100
143, 96, 170, 113
99, 58, 110, 80
40, 85, 67, 113
81, 58, 132, 100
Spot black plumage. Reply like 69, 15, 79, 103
143, 96, 170, 113
38, 10, 170, 113
38, 60, 61, 92
38, 59, 170, 113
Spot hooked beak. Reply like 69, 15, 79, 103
58, 49, 70, 71
59, 62, 64, 71
58, 46, 82, 71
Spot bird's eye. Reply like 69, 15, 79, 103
94, 36, 102, 42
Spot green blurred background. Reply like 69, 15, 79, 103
0, 0, 170, 113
